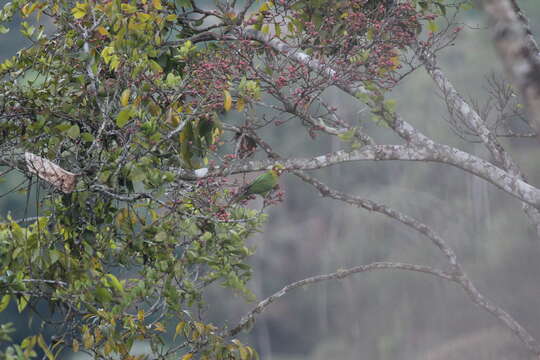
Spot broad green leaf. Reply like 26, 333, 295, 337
17, 296, 28, 313
101, 46, 115, 63
116, 107, 134, 128
67, 124, 80, 139
21, 336, 36, 349
0, 295, 10, 312
81, 132, 94, 142
274, 23, 281, 37
174, 321, 185, 340
259, 2, 271, 12
120, 89, 131, 107
106, 274, 124, 293
149, 60, 163, 73
72, 2, 88, 19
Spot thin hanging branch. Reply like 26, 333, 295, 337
227, 261, 454, 337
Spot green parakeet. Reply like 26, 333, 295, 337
231, 165, 284, 203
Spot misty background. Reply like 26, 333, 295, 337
1, 1, 540, 359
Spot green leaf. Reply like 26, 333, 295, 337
274, 23, 281, 37
149, 60, 163, 74
21, 336, 35, 350
37, 334, 54, 360
106, 274, 124, 294
121, 3, 138, 13
72, 2, 88, 19
49, 250, 61, 265
174, 321, 185, 340
67, 124, 80, 139
165, 73, 182, 87
17, 296, 28, 313
0, 295, 10, 312
120, 89, 131, 107
116, 107, 134, 128
101, 46, 115, 64
55, 122, 71, 132
259, 2, 270, 12
427, 20, 439, 33
94, 287, 113, 303
81, 132, 94, 142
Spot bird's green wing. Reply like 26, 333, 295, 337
244, 171, 277, 196
233, 170, 279, 203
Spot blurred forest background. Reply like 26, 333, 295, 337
2, 1, 540, 359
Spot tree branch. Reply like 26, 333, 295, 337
234, 27, 540, 208
293, 171, 459, 268
508, 0, 540, 55
294, 172, 540, 357
195, 143, 540, 208
483, 0, 540, 137
421, 50, 540, 236
227, 262, 454, 337
242, 127, 540, 357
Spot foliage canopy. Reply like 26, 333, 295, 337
0, 0, 469, 359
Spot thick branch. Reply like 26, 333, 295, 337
483, 0, 540, 137
202, 144, 540, 208
508, 0, 540, 56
